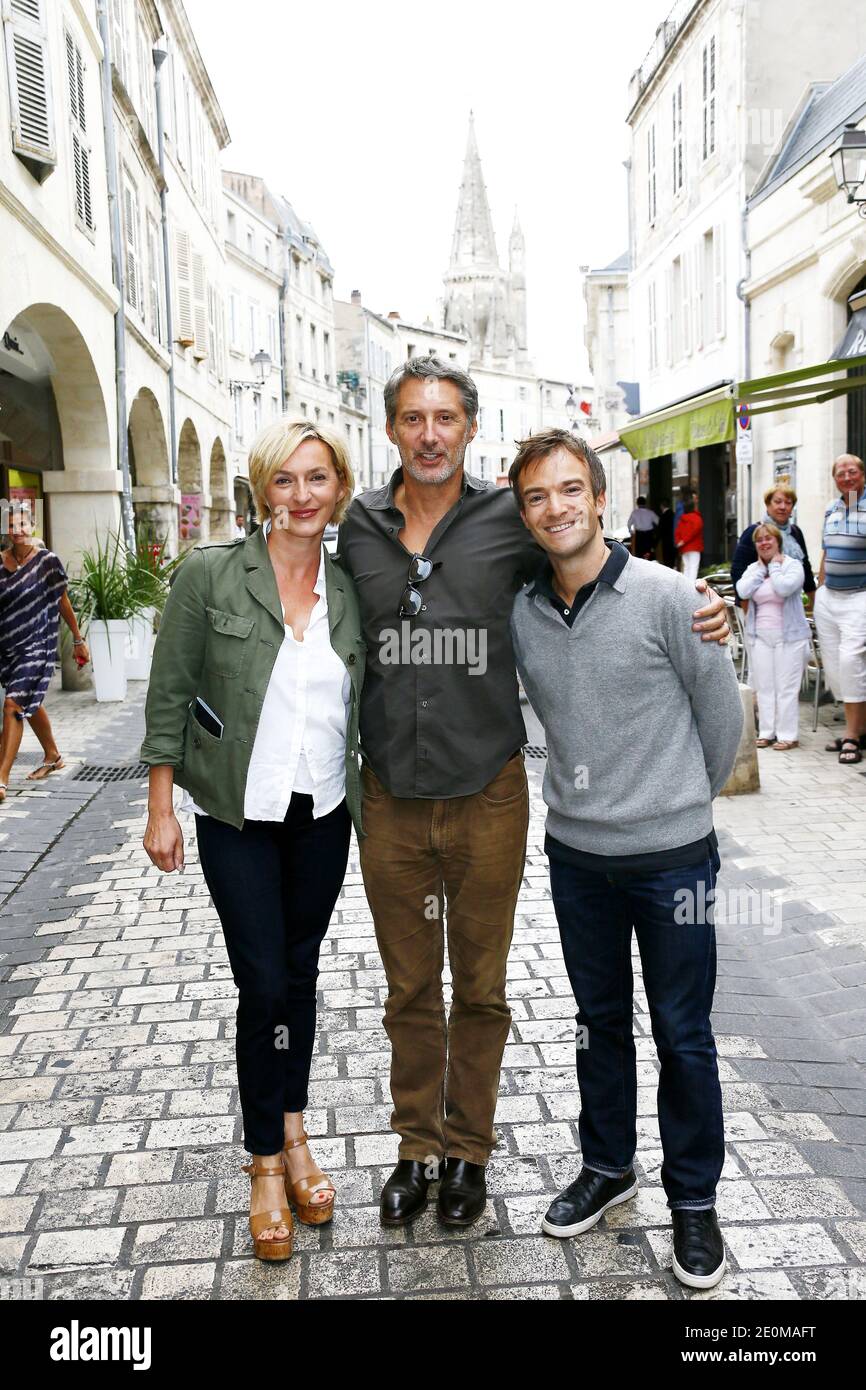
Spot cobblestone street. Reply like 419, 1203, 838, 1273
0, 677, 864, 1301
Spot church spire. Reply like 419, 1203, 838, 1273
448, 112, 499, 271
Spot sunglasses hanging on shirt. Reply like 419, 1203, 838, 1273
399, 553, 440, 618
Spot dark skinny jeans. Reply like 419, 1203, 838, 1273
195, 794, 351, 1154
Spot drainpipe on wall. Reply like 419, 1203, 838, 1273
737, 201, 752, 524
95, 0, 135, 549
152, 43, 178, 489
278, 243, 289, 412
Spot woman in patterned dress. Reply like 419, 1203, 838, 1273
0, 512, 89, 801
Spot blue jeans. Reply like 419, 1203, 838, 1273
548, 848, 724, 1211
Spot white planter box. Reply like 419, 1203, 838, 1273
89, 619, 129, 702
126, 608, 155, 680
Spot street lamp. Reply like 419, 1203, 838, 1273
252, 348, 272, 382
230, 349, 272, 392
564, 385, 580, 434
830, 124, 866, 217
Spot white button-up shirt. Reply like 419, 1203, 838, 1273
180, 542, 351, 823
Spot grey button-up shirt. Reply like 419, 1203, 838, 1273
337, 467, 541, 798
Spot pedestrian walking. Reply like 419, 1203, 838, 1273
735, 522, 810, 750
140, 419, 366, 1261
812, 454, 866, 765
627, 496, 659, 560
730, 484, 816, 605
657, 499, 676, 567
675, 497, 704, 581
337, 355, 732, 1233
0, 510, 89, 802
509, 431, 742, 1290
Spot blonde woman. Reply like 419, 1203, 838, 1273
735, 521, 810, 751
140, 420, 365, 1261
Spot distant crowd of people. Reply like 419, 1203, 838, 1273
627, 455, 866, 762
627, 489, 704, 576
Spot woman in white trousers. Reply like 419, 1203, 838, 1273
736, 523, 810, 750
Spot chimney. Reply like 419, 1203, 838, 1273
351, 290, 362, 305
388, 311, 401, 320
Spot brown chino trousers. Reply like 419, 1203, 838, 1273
359, 753, 530, 1167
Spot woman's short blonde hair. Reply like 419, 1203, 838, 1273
247, 418, 355, 525
764, 483, 797, 506
753, 521, 783, 547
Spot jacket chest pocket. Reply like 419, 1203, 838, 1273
204, 606, 254, 677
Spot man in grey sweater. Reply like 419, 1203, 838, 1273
509, 430, 743, 1291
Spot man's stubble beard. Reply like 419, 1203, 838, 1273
398, 432, 471, 487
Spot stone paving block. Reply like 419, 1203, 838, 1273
485, 1155, 545, 1194
60, 1122, 144, 1156
145, 1117, 236, 1149
218, 1257, 301, 1300
794, 1267, 866, 1299
43, 1269, 135, 1299
36, 1188, 119, 1229
0, 1194, 37, 1232
722, 1222, 845, 1270
119, 1180, 209, 1225
411, 1201, 501, 1243
387, 1244, 471, 1293
472, 1236, 570, 1287
29, 1226, 125, 1270
757, 1112, 836, 1142
734, 1141, 815, 1178
140, 1258, 220, 1300
305, 1248, 381, 1298
352, 1134, 397, 1167
757, 1178, 860, 1219
510, 1122, 575, 1156
0, 1127, 61, 1162
130, 1219, 224, 1264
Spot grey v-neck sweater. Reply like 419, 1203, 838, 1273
510, 551, 743, 858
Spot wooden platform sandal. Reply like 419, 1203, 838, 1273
241, 1161, 294, 1261
282, 1132, 336, 1225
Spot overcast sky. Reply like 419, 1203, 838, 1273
184, 0, 663, 381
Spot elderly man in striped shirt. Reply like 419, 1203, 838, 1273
813, 454, 866, 766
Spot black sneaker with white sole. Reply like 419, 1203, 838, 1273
671, 1208, 726, 1289
541, 1167, 638, 1238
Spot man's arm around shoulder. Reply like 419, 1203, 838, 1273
661, 575, 744, 796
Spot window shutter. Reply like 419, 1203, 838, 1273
65, 31, 93, 231
4, 0, 55, 167
192, 250, 208, 358
713, 224, 725, 338
682, 251, 691, 356
664, 265, 673, 367
174, 226, 194, 343
110, 0, 126, 84
693, 242, 703, 352
123, 179, 142, 313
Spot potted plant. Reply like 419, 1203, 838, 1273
68, 532, 137, 702
123, 529, 181, 680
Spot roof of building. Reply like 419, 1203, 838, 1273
588, 251, 630, 275
751, 53, 866, 203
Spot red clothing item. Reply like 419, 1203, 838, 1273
675, 510, 704, 553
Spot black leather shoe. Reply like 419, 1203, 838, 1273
542, 1167, 638, 1238
379, 1160, 436, 1226
437, 1159, 487, 1226
672, 1208, 726, 1289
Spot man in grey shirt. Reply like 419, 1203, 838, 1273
510, 429, 743, 1291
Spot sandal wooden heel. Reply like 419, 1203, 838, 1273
283, 1131, 336, 1226
242, 1162, 294, 1260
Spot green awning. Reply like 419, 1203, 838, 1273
620, 385, 734, 460
737, 352, 866, 416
